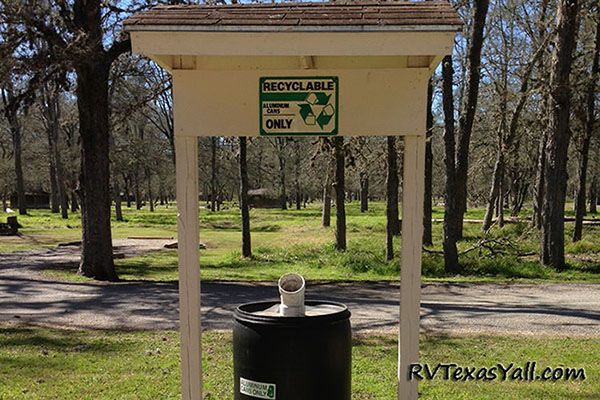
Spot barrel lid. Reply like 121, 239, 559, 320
235, 300, 350, 326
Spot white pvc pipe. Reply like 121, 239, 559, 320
278, 273, 306, 317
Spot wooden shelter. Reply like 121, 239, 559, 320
247, 188, 281, 209
10, 191, 50, 210
125, 2, 461, 399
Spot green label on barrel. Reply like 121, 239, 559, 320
240, 377, 276, 399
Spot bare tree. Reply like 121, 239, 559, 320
140, 62, 175, 165
532, 0, 552, 229
482, 16, 550, 231
0, 82, 27, 215
269, 137, 288, 210
321, 155, 333, 227
453, 0, 490, 238
386, 136, 400, 261
333, 136, 346, 251
5, 1, 134, 280
40, 81, 69, 219
239, 137, 251, 258
442, 55, 460, 273
210, 137, 218, 211
113, 182, 123, 222
293, 139, 302, 210
541, 0, 580, 269
423, 78, 434, 246
441, 0, 489, 272
573, 14, 599, 242
359, 171, 369, 213
590, 177, 598, 214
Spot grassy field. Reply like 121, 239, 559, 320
0, 326, 597, 400
1, 202, 599, 283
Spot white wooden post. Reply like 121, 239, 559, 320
398, 135, 426, 400
175, 135, 202, 400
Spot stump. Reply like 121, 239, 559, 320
0, 216, 19, 236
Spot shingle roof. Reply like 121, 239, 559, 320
124, 1, 462, 32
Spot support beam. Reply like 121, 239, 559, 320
398, 135, 426, 400
175, 135, 202, 400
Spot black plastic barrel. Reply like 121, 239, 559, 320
233, 300, 351, 400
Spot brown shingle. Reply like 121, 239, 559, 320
124, 1, 462, 32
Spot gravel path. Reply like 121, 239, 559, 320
1, 241, 599, 336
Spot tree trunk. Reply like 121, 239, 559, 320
483, 79, 508, 232
497, 175, 505, 227
113, 182, 123, 222
360, 171, 369, 213
76, 58, 117, 281
59, 180, 69, 219
333, 136, 346, 251
2, 188, 7, 212
294, 140, 301, 210
573, 18, 599, 242
210, 137, 217, 212
482, 151, 504, 231
589, 177, 597, 214
386, 136, 400, 261
43, 83, 69, 219
442, 56, 460, 274
49, 161, 60, 213
123, 174, 132, 208
541, 0, 580, 270
512, 182, 528, 217
279, 164, 287, 210
533, 131, 547, 229
9, 116, 26, 215
146, 170, 154, 212
239, 137, 251, 258
256, 145, 264, 188
133, 170, 142, 210
423, 78, 434, 246
454, 0, 490, 239
322, 170, 332, 227
533, 0, 551, 229
2, 85, 27, 215
277, 138, 287, 210
159, 180, 165, 206
49, 135, 66, 218
71, 190, 79, 212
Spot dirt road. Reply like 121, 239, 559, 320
1, 241, 598, 335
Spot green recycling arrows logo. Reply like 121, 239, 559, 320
298, 92, 335, 129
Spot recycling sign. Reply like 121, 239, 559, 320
260, 77, 338, 136
240, 377, 276, 399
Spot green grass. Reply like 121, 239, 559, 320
1, 203, 599, 283
0, 326, 597, 399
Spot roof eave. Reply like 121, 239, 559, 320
124, 24, 463, 33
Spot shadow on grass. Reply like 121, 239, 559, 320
0, 326, 127, 355
206, 221, 281, 232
